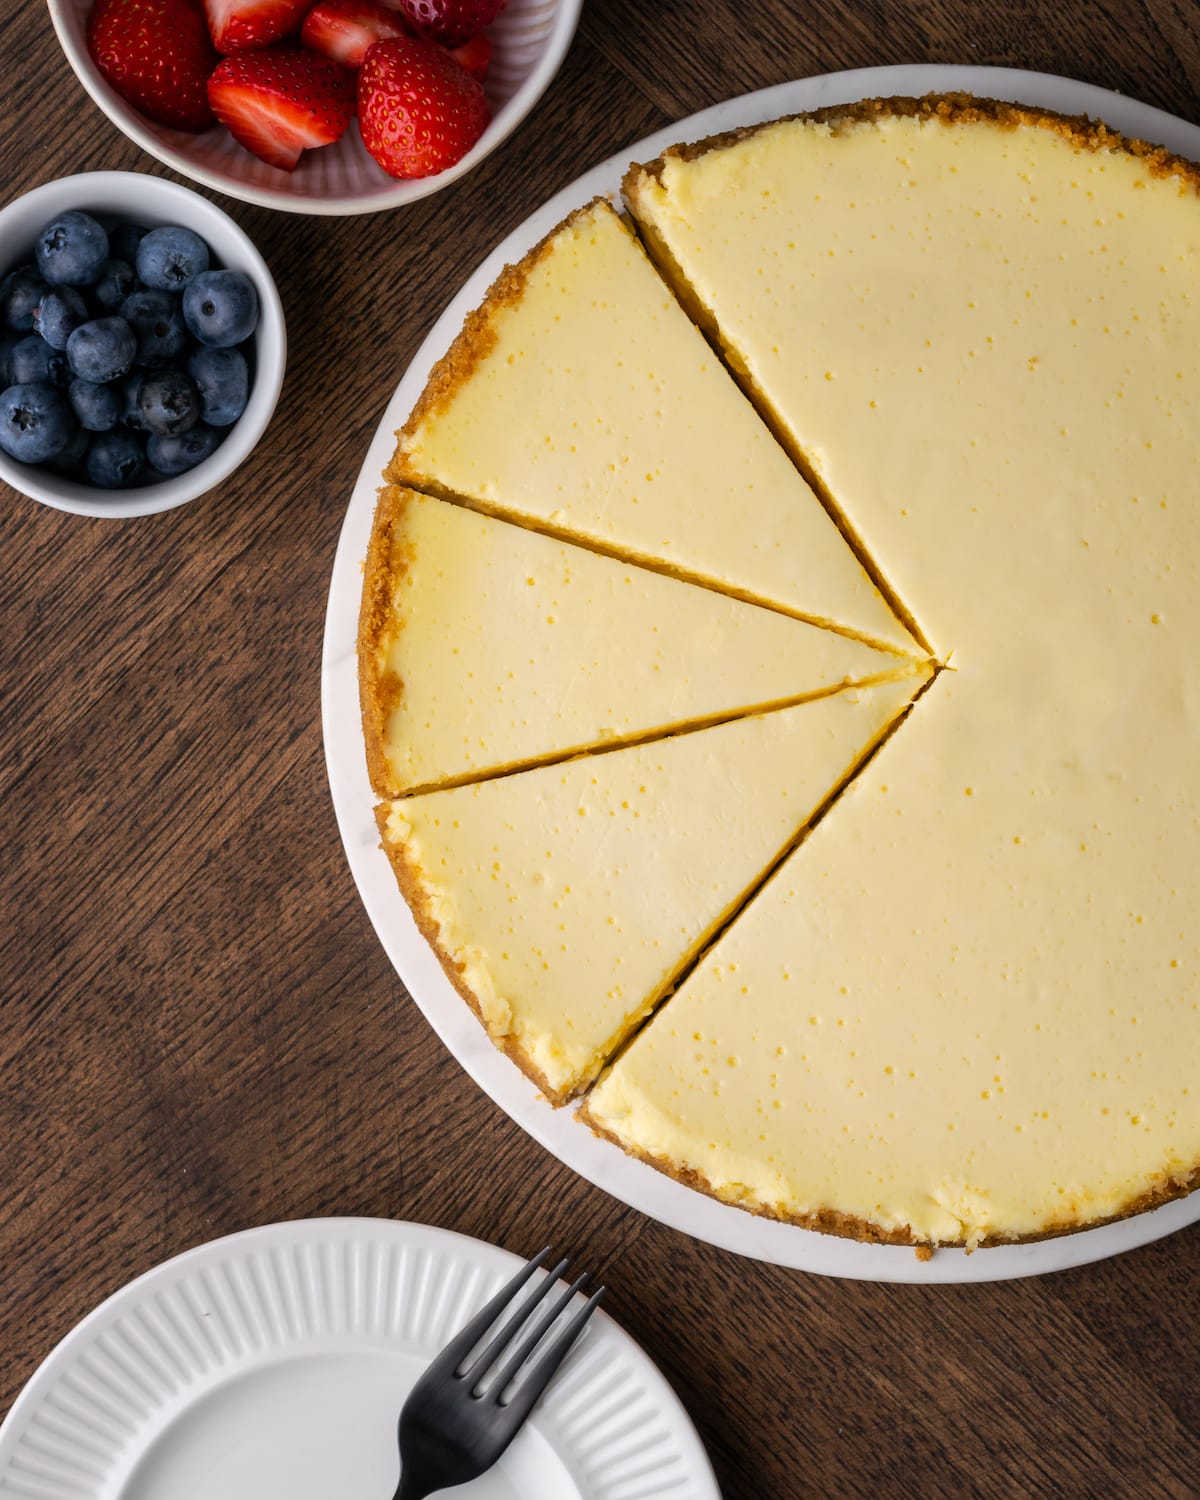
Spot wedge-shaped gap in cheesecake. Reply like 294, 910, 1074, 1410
578, 662, 939, 1101
385, 195, 921, 660
620, 153, 935, 659
359, 486, 917, 801
375, 666, 934, 1105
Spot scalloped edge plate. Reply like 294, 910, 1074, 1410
322, 65, 1200, 1283
0, 1218, 719, 1499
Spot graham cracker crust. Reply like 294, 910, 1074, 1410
624, 92, 1200, 195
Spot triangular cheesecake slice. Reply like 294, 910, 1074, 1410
387, 198, 916, 655
359, 487, 912, 798
376, 669, 929, 1100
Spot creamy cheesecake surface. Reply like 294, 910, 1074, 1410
589, 98, 1200, 1244
361, 96, 1200, 1249
586, 668, 1200, 1247
376, 671, 927, 1102
358, 486, 904, 798
389, 198, 915, 654
624, 97, 1200, 658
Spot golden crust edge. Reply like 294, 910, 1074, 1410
358, 483, 419, 801
373, 803, 577, 1107
622, 91, 1200, 199
578, 1102, 1200, 1251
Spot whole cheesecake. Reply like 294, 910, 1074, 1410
361, 94, 1200, 1250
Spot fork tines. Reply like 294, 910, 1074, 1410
394, 1250, 607, 1500
438, 1248, 605, 1406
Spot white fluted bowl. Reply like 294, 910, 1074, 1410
0, 171, 285, 517
47, 0, 581, 216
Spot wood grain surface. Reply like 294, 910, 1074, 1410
3, 2, 1199, 1495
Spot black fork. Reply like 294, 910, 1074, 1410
392, 1248, 606, 1499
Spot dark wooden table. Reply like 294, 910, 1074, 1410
3, 2, 1199, 1494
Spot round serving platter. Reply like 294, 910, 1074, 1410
322, 64, 1200, 1283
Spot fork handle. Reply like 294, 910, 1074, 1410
391, 1474, 434, 1500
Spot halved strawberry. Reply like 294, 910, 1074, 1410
204, 0, 310, 53
207, 49, 356, 170
87, 0, 218, 131
446, 31, 489, 82
301, 0, 411, 67
358, 35, 488, 178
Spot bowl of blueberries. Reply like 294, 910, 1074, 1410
0, 170, 285, 517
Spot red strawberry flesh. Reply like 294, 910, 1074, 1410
301, 0, 412, 67
207, 48, 356, 171
87, 0, 219, 131
204, 0, 311, 53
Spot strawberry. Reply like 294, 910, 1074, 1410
207, 49, 356, 170
203, 0, 310, 53
394, 0, 505, 48
446, 31, 489, 83
300, 0, 411, 68
358, 36, 488, 178
87, 0, 218, 131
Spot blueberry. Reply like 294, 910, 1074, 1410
147, 423, 221, 475
108, 223, 148, 266
136, 226, 210, 292
45, 422, 90, 475
138, 370, 200, 435
0, 382, 74, 462
0, 337, 16, 387
33, 287, 89, 351
120, 287, 188, 369
187, 346, 249, 427
119, 373, 148, 430
68, 377, 122, 432
35, 211, 110, 287
92, 259, 138, 314
182, 270, 258, 348
66, 317, 136, 383
11, 334, 67, 387
1, 266, 48, 332
86, 428, 146, 488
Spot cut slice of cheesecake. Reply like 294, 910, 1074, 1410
376, 668, 930, 1101
358, 487, 911, 798
387, 197, 917, 656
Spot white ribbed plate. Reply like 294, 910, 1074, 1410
323, 65, 1200, 1284
47, 0, 580, 215
0, 1219, 718, 1500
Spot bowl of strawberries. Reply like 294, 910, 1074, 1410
48, 0, 581, 214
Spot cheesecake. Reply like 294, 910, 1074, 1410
376, 669, 928, 1102
387, 198, 916, 654
361, 95, 1200, 1249
358, 485, 904, 798
586, 97, 1200, 1246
